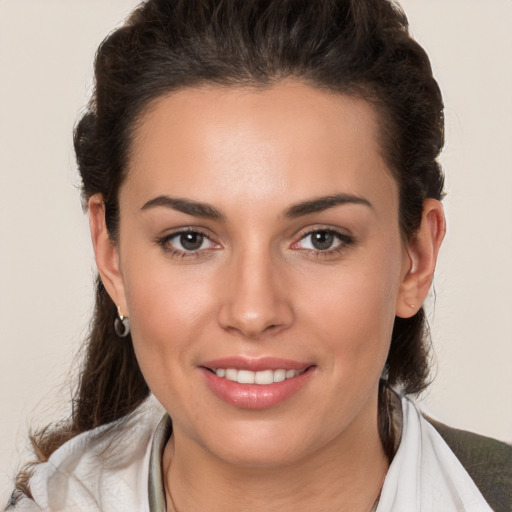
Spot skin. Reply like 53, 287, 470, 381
90, 82, 445, 511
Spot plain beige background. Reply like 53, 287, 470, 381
1, 0, 511, 503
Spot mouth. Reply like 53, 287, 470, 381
199, 358, 316, 409
206, 367, 309, 385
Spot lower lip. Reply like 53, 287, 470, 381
200, 367, 315, 409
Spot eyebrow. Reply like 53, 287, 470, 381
283, 194, 373, 218
141, 195, 225, 220
140, 193, 372, 220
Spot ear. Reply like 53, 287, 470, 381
88, 194, 128, 316
396, 198, 446, 318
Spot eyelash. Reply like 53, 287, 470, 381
156, 228, 217, 259
293, 228, 354, 258
156, 228, 354, 259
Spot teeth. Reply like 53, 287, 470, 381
237, 370, 255, 384
274, 369, 286, 383
254, 369, 273, 385
214, 368, 302, 385
285, 369, 296, 379
225, 368, 237, 381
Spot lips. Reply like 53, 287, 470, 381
199, 357, 315, 409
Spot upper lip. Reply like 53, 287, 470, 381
200, 356, 313, 372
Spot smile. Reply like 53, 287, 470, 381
200, 359, 315, 409
214, 368, 305, 385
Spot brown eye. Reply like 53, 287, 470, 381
310, 231, 335, 250
295, 229, 353, 254
180, 232, 204, 251
158, 230, 217, 255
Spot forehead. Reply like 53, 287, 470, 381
124, 82, 398, 216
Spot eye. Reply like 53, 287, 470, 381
294, 229, 353, 253
175, 232, 209, 251
157, 230, 218, 256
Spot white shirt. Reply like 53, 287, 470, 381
7, 395, 493, 512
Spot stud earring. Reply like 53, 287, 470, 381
114, 306, 130, 338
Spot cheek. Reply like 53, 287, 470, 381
121, 259, 216, 389
300, 244, 403, 370
123, 237, 216, 328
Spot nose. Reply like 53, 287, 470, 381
217, 248, 294, 339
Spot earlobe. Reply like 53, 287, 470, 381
88, 194, 127, 314
396, 199, 446, 318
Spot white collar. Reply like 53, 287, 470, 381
26, 396, 491, 511
376, 396, 492, 511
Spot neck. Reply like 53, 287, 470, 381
163, 400, 388, 512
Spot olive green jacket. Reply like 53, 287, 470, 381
427, 417, 512, 512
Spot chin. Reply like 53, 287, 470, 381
213, 440, 308, 469
196, 417, 331, 469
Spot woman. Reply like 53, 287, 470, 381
5, 0, 511, 511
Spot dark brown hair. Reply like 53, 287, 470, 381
14, 0, 444, 498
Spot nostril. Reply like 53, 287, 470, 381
217, 293, 295, 339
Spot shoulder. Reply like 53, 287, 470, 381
5, 397, 165, 512
4, 500, 40, 512
425, 416, 512, 512
4, 495, 42, 512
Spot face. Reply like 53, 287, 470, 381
108, 82, 412, 467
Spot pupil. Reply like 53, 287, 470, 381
180, 233, 203, 251
312, 231, 334, 250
